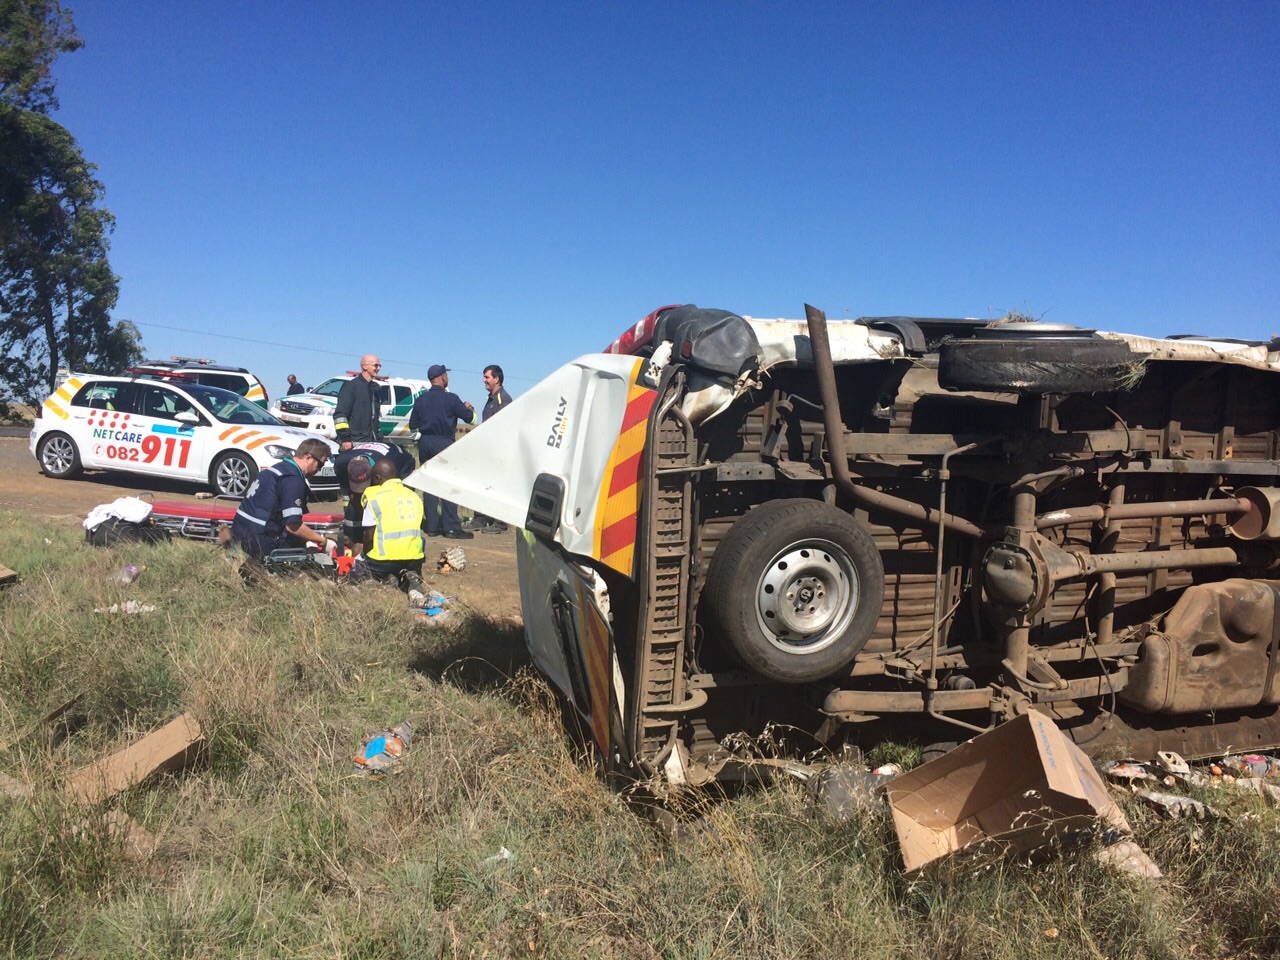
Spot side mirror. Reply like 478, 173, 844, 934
175, 410, 200, 425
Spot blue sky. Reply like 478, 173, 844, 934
52, 2, 1279, 409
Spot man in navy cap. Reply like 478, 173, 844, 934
409, 364, 476, 539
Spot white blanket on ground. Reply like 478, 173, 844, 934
83, 497, 154, 532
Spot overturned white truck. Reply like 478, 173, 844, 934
409, 305, 1280, 792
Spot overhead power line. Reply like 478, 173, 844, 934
131, 320, 541, 384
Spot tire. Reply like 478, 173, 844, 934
938, 337, 1140, 394
211, 450, 258, 498
703, 499, 884, 683
37, 432, 82, 479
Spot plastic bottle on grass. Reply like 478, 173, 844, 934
108, 563, 143, 584
354, 720, 414, 775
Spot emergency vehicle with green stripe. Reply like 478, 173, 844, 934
269, 374, 429, 442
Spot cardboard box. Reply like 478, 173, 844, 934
886, 710, 1130, 872
65, 712, 205, 805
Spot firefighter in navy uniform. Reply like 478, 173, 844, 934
332, 440, 416, 552
230, 438, 335, 559
409, 364, 476, 538
333, 354, 383, 450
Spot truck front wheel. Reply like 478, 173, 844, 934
703, 499, 884, 683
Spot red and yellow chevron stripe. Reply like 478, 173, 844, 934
592, 369, 656, 576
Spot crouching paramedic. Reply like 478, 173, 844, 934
360, 457, 425, 596
333, 441, 417, 552
230, 438, 336, 558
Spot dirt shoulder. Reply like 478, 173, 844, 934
1, 436, 524, 622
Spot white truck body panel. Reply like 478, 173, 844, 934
405, 353, 645, 561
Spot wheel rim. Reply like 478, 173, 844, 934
755, 539, 860, 654
42, 436, 75, 475
216, 457, 253, 496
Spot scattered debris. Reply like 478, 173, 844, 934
1103, 749, 1280, 808
1229, 777, 1280, 803
65, 712, 206, 805
411, 589, 452, 623
436, 546, 467, 573
809, 764, 896, 820
1094, 838, 1164, 879
1102, 760, 1156, 783
93, 601, 157, 615
0, 562, 17, 588
353, 721, 413, 777
1221, 753, 1280, 778
483, 846, 514, 866
886, 711, 1133, 873
106, 563, 144, 584
1135, 789, 1222, 821
1156, 751, 1190, 776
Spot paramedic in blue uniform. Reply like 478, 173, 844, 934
332, 440, 417, 552
230, 438, 335, 558
409, 364, 476, 539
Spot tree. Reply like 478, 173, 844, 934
0, 0, 82, 112
0, 1, 139, 414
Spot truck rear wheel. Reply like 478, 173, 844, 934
703, 499, 884, 683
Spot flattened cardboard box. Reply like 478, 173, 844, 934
886, 710, 1131, 873
65, 712, 205, 805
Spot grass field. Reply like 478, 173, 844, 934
1, 510, 1278, 959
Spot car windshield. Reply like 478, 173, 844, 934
186, 384, 284, 425
310, 376, 392, 403
311, 378, 348, 397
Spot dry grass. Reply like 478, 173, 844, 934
2, 509, 1279, 958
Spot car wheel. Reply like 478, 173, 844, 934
37, 432, 83, 479
702, 499, 884, 683
211, 451, 258, 498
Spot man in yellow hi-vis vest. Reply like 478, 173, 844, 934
359, 458, 426, 600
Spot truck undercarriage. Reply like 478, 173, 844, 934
622, 308, 1280, 789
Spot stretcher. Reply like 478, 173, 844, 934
148, 499, 345, 543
